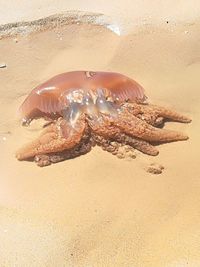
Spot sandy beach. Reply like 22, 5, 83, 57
0, 15, 200, 266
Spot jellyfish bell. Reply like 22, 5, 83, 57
18, 71, 146, 124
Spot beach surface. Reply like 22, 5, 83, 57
0, 17, 200, 266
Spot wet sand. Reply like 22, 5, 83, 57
0, 21, 200, 266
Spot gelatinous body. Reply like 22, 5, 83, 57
16, 71, 191, 166
20, 71, 145, 124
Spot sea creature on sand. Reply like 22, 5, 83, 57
16, 71, 191, 166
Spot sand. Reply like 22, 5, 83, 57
0, 19, 200, 266
1, 0, 200, 30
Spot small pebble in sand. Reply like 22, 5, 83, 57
13, 38, 18, 43
0, 63, 7, 68
0, 131, 11, 142
123, 145, 132, 152
146, 163, 164, 175
117, 153, 126, 159
126, 151, 136, 159
115, 145, 136, 159
123, 146, 136, 159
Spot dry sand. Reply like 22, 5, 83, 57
0, 20, 200, 267
1, 0, 200, 30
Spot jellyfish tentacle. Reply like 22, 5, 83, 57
88, 115, 158, 156
34, 126, 93, 167
16, 116, 86, 160
124, 102, 191, 123
112, 108, 188, 142
113, 133, 159, 156
146, 104, 191, 123
93, 134, 121, 155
